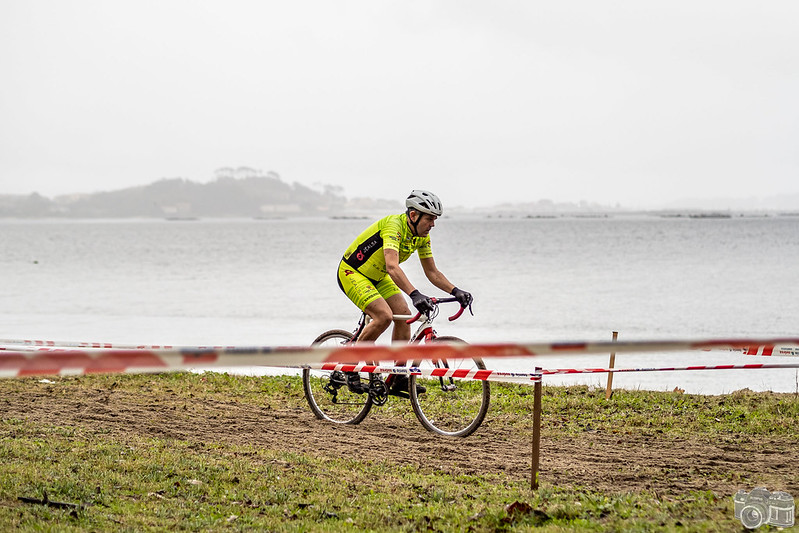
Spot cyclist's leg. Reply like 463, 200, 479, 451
374, 277, 410, 343
360, 298, 393, 342
338, 261, 391, 341
385, 292, 411, 342
380, 285, 416, 396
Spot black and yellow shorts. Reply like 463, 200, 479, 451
337, 259, 401, 311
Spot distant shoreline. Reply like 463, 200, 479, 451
2, 211, 798, 223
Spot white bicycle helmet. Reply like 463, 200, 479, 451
405, 190, 443, 216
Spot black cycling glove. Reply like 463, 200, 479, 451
451, 287, 473, 308
409, 289, 435, 315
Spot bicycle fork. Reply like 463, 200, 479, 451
431, 360, 458, 392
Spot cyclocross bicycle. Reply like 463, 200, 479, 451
302, 297, 490, 437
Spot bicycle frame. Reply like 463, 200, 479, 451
304, 297, 491, 436
339, 298, 468, 393
349, 296, 464, 345
350, 313, 434, 344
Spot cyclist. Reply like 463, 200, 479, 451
337, 190, 473, 396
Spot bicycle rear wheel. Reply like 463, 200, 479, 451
303, 329, 373, 425
408, 336, 490, 437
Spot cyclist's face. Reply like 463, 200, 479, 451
415, 213, 437, 237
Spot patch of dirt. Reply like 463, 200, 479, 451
4, 384, 798, 497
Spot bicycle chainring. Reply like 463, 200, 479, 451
368, 376, 389, 406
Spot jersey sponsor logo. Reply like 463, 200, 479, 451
358, 237, 383, 255
344, 269, 355, 276
345, 231, 383, 270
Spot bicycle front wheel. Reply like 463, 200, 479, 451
303, 329, 373, 425
408, 336, 490, 437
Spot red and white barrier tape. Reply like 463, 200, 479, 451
741, 345, 799, 357
308, 363, 542, 383
1, 337, 798, 378
543, 363, 799, 375
0, 347, 304, 378
4, 337, 798, 358
0, 338, 234, 351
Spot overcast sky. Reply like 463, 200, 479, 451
1, 1, 797, 209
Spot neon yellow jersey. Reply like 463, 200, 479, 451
342, 213, 433, 282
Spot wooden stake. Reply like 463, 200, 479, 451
531, 370, 542, 490
605, 331, 618, 400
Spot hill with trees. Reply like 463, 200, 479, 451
0, 168, 399, 218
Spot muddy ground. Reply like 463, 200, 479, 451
4, 384, 798, 498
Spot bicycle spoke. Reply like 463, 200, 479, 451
303, 330, 373, 424
409, 337, 490, 437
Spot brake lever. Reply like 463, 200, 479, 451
407, 296, 442, 324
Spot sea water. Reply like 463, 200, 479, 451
1, 214, 797, 394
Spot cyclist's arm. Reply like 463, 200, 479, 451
384, 248, 417, 295
419, 256, 456, 294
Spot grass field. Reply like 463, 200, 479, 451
2, 372, 798, 531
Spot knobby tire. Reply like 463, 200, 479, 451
408, 336, 490, 437
303, 329, 373, 425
